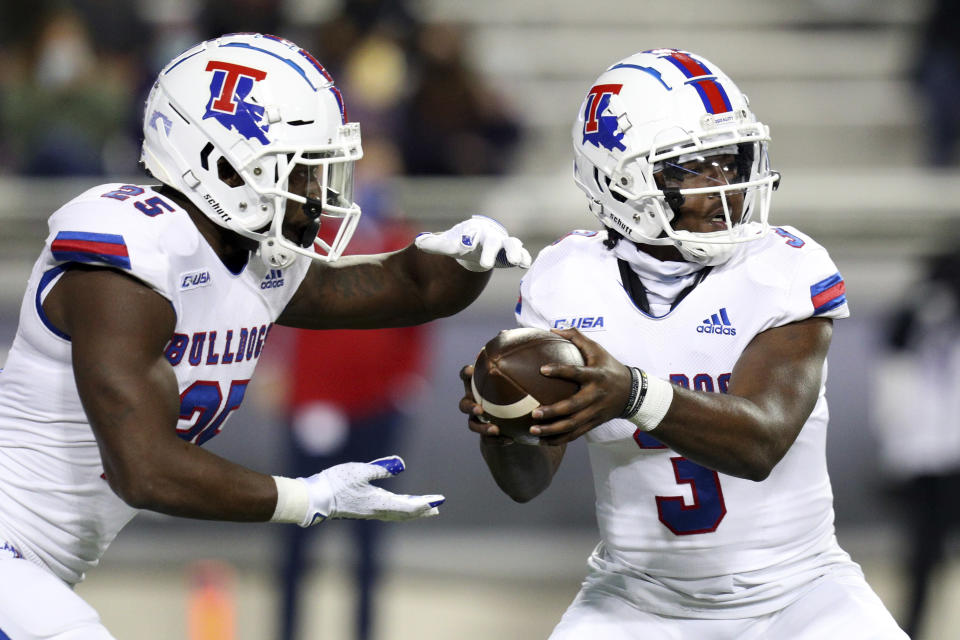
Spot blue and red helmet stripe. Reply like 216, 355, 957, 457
297, 49, 334, 82
329, 85, 348, 124
689, 78, 733, 115
649, 49, 733, 115
51, 231, 131, 270
661, 50, 714, 79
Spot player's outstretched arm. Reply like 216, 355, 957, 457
44, 267, 443, 523
278, 216, 531, 330
531, 319, 833, 481
460, 365, 564, 503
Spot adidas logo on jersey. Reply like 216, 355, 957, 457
697, 307, 736, 335
260, 268, 285, 290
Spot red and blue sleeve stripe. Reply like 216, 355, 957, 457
51, 231, 131, 270
810, 273, 846, 315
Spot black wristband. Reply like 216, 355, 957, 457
635, 369, 649, 415
621, 367, 641, 418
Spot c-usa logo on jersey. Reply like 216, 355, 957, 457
180, 269, 212, 291
553, 316, 605, 331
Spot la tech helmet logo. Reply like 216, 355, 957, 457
582, 83, 625, 152
204, 61, 270, 144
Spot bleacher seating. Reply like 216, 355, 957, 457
0, 0, 951, 310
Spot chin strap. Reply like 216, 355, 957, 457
672, 235, 738, 266
259, 237, 297, 268
618, 259, 712, 316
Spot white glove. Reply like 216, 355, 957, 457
272, 455, 445, 527
414, 215, 532, 272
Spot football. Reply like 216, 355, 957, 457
471, 328, 585, 442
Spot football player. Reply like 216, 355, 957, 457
460, 49, 907, 639
0, 33, 531, 639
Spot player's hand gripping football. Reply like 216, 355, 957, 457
299, 456, 445, 526
460, 328, 634, 445
415, 215, 532, 272
459, 364, 507, 441
525, 328, 635, 444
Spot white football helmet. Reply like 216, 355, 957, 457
572, 48, 779, 265
142, 33, 363, 267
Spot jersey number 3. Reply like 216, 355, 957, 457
633, 373, 728, 535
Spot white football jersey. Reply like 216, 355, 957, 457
517, 228, 853, 617
0, 183, 309, 585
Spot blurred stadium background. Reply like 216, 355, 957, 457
2, 0, 959, 638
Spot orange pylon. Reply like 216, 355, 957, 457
187, 560, 236, 640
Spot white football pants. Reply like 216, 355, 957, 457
549, 570, 909, 639
0, 553, 115, 640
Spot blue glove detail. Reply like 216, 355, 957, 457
370, 455, 405, 476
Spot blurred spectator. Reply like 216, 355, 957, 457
260, 140, 432, 640
399, 22, 522, 175
291, 0, 419, 88
0, 0, 523, 180
196, 0, 283, 41
337, 30, 411, 141
911, 0, 960, 167
337, 0, 420, 38
0, 2, 146, 175
70, 0, 151, 58
303, 3, 522, 176
872, 244, 960, 638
